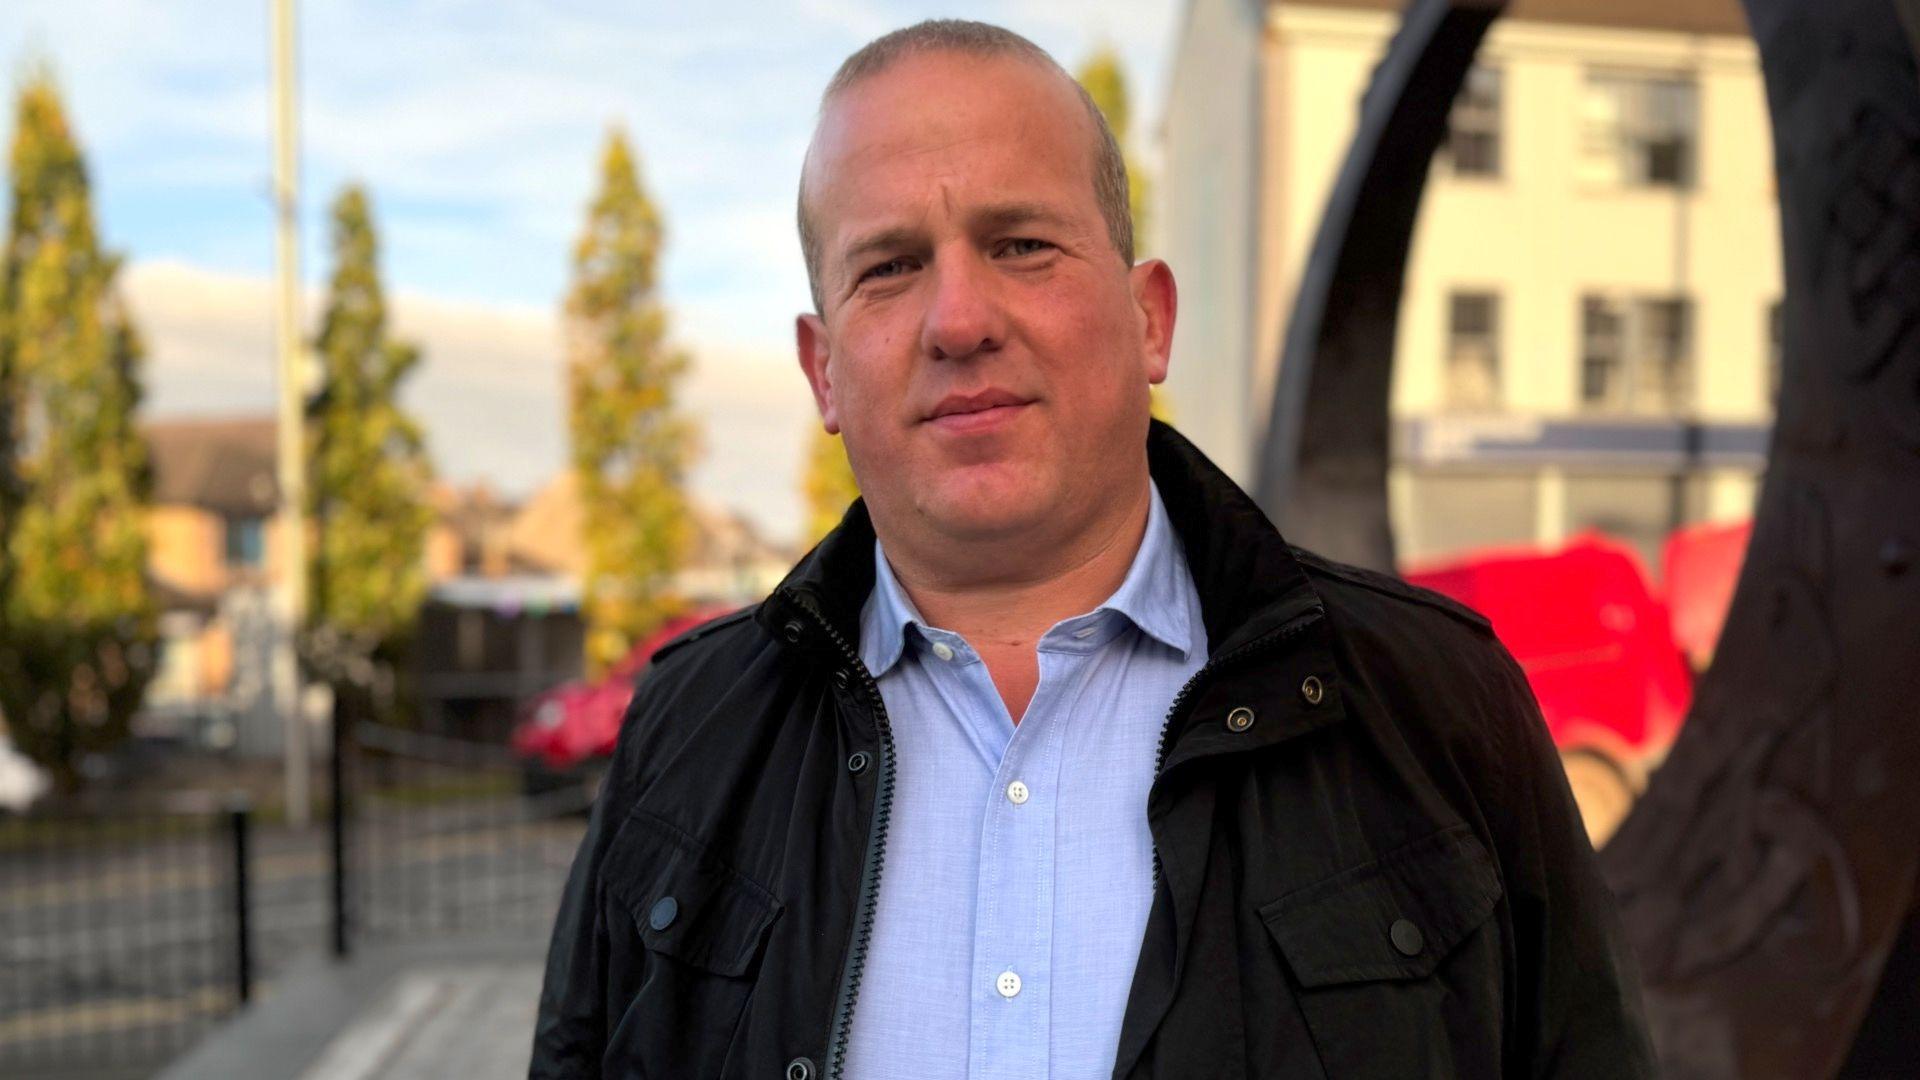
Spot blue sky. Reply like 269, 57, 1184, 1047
1, 0, 1180, 539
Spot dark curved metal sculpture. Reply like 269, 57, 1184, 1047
1255, 0, 1920, 1073
1599, 3, 1920, 1075
1253, 0, 1508, 572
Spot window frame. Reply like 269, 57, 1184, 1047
1578, 70, 1700, 190
1443, 64, 1504, 181
1578, 293, 1695, 416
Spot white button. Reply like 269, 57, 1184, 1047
1073, 626, 1097, 639
996, 970, 1021, 998
1006, 780, 1029, 805
931, 642, 955, 662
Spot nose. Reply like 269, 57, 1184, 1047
919, 251, 1005, 362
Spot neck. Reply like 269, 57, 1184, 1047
877, 476, 1154, 650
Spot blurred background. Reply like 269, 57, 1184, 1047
0, 0, 1776, 1077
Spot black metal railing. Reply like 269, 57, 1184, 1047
342, 721, 587, 951
0, 795, 253, 1080
0, 710, 593, 1078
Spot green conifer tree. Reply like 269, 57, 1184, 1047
0, 71, 155, 786
305, 185, 432, 693
565, 130, 696, 674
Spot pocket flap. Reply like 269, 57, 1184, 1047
603, 811, 782, 978
1260, 824, 1502, 988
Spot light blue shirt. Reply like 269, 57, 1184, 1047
843, 482, 1208, 1080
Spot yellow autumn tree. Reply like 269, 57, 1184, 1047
0, 70, 155, 787
565, 130, 697, 674
801, 427, 861, 543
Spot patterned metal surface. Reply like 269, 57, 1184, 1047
1599, 3, 1920, 1075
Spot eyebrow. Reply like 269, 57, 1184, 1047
840, 227, 922, 270
837, 201, 1076, 270
968, 200, 1074, 236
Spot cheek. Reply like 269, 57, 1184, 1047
829, 323, 913, 427
1030, 292, 1143, 409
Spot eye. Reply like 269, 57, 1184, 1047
859, 257, 915, 283
999, 237, 1054, 258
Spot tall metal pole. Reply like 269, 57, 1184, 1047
271, 0, 310, 828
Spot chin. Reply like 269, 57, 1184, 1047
913, 464, 1055, 540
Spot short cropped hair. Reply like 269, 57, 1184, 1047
796, 19, 1134, 312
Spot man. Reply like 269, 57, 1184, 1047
532, 19, 1654, 1080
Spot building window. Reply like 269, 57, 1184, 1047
1444, 65, 1502, 178
224, 516, 265, 568
1579, 72, 1697, 188
1580, 295, 1693, 414
1446, 291, 1502, 410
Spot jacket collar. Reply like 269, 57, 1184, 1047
760, 420, 1326, 674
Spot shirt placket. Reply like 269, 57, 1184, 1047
968, 645, 1075, 1080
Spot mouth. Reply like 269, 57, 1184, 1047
923, 389, 1035, 433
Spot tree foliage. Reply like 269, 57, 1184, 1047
566, 130, 696, 674
0, 70, 155, 786
802, 427, 860, 543
305, 184, 433, 683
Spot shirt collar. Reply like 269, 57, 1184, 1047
857, 481, 1198, 678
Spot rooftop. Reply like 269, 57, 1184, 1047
1282, 0, 1750, 38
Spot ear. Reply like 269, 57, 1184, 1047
1129, 259, 1177, 385
795, 312, 841, 434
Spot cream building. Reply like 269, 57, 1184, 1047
1159, 0, 1779, 571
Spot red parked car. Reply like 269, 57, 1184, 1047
1403, 532, 1702, 844
511, 607, 736, 802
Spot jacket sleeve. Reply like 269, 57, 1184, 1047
1483, 645, 1659, 1079
527, 681, 653, 1080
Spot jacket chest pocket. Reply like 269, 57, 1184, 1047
1260, 825, 1503, 1079
601, 811, 782, 1079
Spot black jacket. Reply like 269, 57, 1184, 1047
532, 422, 1655, 1079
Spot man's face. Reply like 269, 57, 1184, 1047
797, 50, 1175, 549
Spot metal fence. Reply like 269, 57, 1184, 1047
343, 721, 588, 949
0, 796, 253, 1080
0, 711, 592, 1079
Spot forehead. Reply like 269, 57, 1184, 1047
806, 51, 1098, 240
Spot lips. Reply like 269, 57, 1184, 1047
924, 388, 1034, 424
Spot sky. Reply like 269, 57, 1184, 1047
1, 0, 1181, 544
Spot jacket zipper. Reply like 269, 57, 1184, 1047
794, 596, 897, 1080
1148, 610, 1322, 894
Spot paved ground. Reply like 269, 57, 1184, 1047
155, 938, 546, 1080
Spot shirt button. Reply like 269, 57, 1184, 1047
931, 641, 955, 662
1072, 626, 1097, 639
996, 970, 1022, 998
1006, 780, 1029, 805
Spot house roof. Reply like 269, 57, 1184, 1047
145, 416, 279, 517
503, 470, 794, 578
1281, 0, 1749, 38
